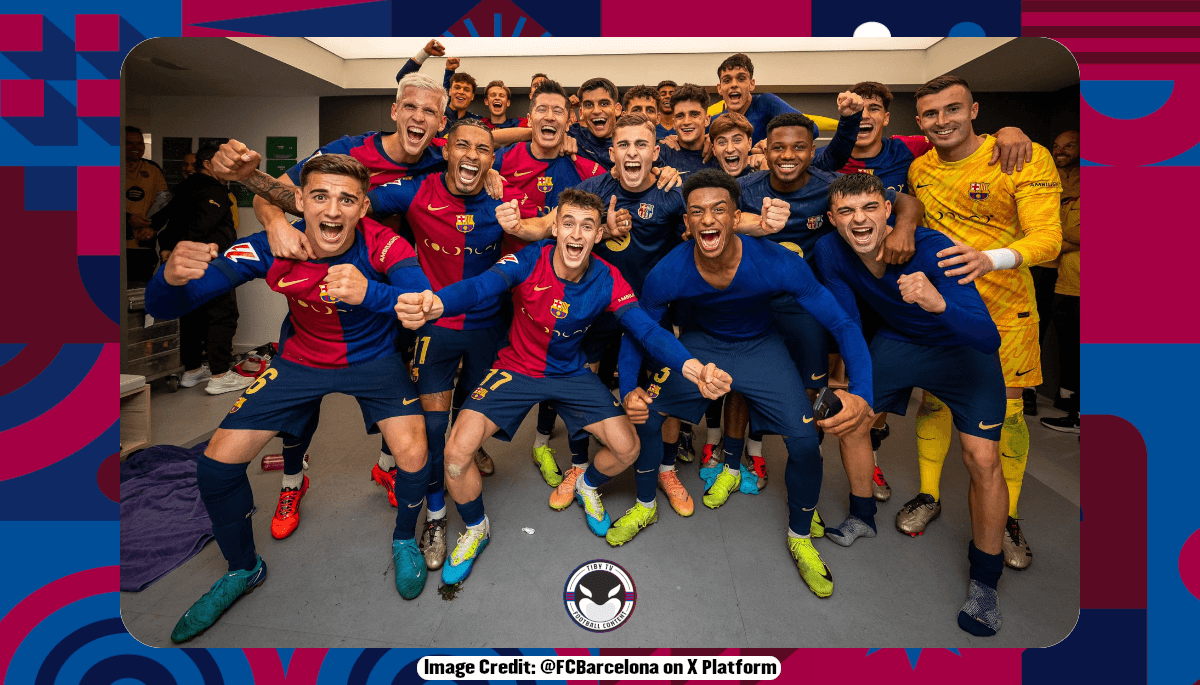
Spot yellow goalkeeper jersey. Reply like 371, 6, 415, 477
908, 135, 1062, 326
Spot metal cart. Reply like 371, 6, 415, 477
125, 287, 184, 392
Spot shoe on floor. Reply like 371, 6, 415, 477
657, 469, 694, 516
474, 447, 495, 476
675, 431, 695, 463
370, 463, 399, 508
1002, 516, 1033, 569
532, 445, 563, 487
1040, 413, 1080, 434
442, 519, 490, 585
702, 466, 740, 509
574, 477, 611, 536
180, 365, 212, 388
606, 501, 658, 546
550, 466, 584, 510
749, 455, 768, 489
392, 538, 428, 599
171, 556, 267, 643
206, 372, 255, 395
871, 465, 892, 502
810, 509, 825, 538
787, 537, 833, 598
896, 493, 941, 536
419, 516, 448, 570
700, 443, 721, 469
270, 475, 309, 540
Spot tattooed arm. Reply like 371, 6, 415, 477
210, 139, 315, 259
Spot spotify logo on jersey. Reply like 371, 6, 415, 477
563, 560, 636, 632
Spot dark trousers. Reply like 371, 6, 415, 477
180, 292, 239, 374
1053, 294, 1079, 400
1030, 266, 1059, 346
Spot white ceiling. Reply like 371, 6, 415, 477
303, 37, 943, 60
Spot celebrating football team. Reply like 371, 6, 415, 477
145, 41, 1067, 643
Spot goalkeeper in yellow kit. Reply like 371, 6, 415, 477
902, 75, 1062, 571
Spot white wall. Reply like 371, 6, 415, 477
143, 95, 321, 351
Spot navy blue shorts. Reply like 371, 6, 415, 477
770, 293, 829, 390
647, 331, 815, 438
463, 368, 625, 442
220, 354, 422, 438
411, 322, 508, 396
870, 336, 1006, 440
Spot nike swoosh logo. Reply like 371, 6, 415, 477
819, 564, 832, 581
402, 397, 420, 405
407, 502, 421, 508
803, 416, 814, 423
916, 183, 932, 188
533, 285, 551, 291
810, 373, 826, 381
636, 469, 655, 474
979, 421, 1002, 430
513, 170, 535, 176
1015, 369, 1034, 376
428, 203, 450, 211
277, 277, 308, 288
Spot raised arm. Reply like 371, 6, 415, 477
811, 92, 865, 173
211, 139, 316, 260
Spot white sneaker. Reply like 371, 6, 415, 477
179, 365, 212, 388
205, 372, 255, 395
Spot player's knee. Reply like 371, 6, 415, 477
961, 442, 1001, 477
442, 441, 473, 475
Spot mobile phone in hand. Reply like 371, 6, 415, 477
813, 387, 843, 421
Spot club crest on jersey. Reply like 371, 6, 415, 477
647, 384, 661, 400
537, 176, 553, 192
229, 397, 245, 414
969, 182, 990, 200
807, 216, 823, 230
471, 387, 488, 400
319, 283, 339, 304
551, 299, 570, 319
410, 367, 419, 382
638, 203, 654, 220
224, 242, 260, 263
456, 214, 475, 233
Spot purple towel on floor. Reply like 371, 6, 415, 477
120, 443, 214, 592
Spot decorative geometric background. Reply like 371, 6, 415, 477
0, 0, 1185, 681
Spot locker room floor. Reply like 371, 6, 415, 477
122, 382, 1080, 649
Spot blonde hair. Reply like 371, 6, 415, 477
396, 73, 449, 112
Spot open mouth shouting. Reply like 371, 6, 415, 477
563, 240, 586, 261
318, 221, 345, 246
724, 90, 743, 109
589, 116, 609, 135
720, 153, 743, 174
620, 159, 644, 184
405, 125, 428, 148
696, 227, 723, 253
857, 121, 875, 141
848, 223, 874, 247
536, 122, 560, 144
456, 161, 480, 187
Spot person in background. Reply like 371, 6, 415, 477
155, 144, 253, 396
126, 126, 169, 282
1040, 130, 1079, 433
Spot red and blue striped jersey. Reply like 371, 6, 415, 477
837, 135, 932, 194
493, 142, 605, 218
581, 175, 687, 298
145, 218, 429, 370
437, 241, 689, 378
285, 132, 446, 188
367, 173, 535, 330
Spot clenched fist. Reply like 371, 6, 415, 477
395, 290, 444, 330
836, 90, 865, 117
322, 264, 368, 305
210, 139, 263, 182
759, 197, 790, 234
495, 199, 522, 234
622, 387, 654, 424
164, 241, 219, 286
896, 271, 946, 313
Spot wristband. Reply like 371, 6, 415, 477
983, 248, 1018, 271
411, 49, 430, 65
